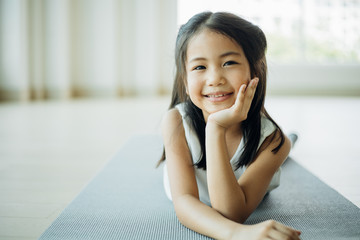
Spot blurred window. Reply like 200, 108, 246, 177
178, 0, 360, 64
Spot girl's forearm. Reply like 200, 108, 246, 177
205, 122, 247, 222
173, 194, 239, 240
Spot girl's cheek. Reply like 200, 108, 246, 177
187, 78, 199, 90
186, 81, 196, 98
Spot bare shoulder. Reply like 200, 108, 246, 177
161, 108, 185, 145
162, 108, 182, 127
261, 130, 291, 164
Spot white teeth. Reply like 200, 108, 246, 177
208, 94, 226, 98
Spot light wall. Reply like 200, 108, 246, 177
0, 0, 177, 101
268, 64, 360, 96
0, 0, 359, 101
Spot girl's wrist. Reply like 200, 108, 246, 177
206, 119, 227, 135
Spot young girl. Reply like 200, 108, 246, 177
158, 11, 301, 240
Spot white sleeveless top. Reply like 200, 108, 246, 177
163, 103, 281, 206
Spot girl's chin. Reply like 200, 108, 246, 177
208, 101, 234, 111
202, 104, 233, 116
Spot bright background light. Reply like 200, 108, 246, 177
178, 0, 360, 64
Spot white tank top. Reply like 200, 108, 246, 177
163, 103, 281, 206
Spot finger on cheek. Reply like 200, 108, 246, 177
241, 84, 247, 93
252, 78, 259, 87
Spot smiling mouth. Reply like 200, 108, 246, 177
204, 92, 233, 98
203, 92, 233, 102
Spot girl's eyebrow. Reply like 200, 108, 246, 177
188, 57, 206, 63
220, 51, 241, 58
188, 51, 241, 63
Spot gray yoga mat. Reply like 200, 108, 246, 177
39, 135, 360, 240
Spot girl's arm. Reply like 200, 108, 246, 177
206, 78, 291, 222
162, 108, 300, 240
162, 108, 236, 239
206, 122, 291, 222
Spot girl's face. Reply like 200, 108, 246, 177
185, 29, 251, 121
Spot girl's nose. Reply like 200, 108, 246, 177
206, 69, 225, 86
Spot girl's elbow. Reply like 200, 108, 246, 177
173, 200, 187, 224
172, 194, 197, 225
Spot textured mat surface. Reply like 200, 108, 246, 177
39, 135, 360, 240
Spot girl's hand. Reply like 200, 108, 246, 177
230, 220, 301, 240
207, 77, 259, 129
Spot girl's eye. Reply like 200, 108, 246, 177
224, 61, 238, 66
193, 65, 206, 70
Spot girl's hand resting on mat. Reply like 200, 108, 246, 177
230, 220, 301, 240
207, 78, 258, 129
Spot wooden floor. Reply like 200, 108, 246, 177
0, 96, 359, 240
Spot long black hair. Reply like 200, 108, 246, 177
158, 11, 284, 170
